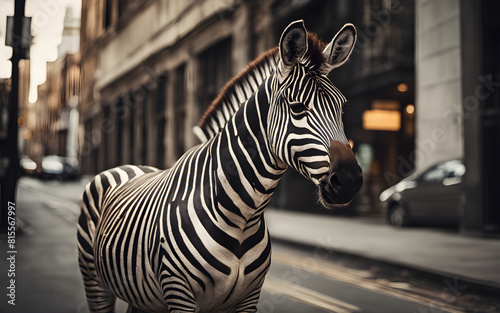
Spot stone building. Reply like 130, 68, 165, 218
412, 0, 500, 234
29, 7, 81, 163
79, 0, 274, 173
32, 53, 80, 160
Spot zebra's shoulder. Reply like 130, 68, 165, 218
85, 165, 160, 195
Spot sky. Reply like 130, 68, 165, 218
0, 0, 81, 103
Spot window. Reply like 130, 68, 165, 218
155, 74, 167, 113
102, 105, 114, 169
116, 98, 124, 165
174, 64, 186, 159
128, 92, 135, 164
156, 74, 167, 168
86, 119, 99, 174
419, 164, 447, 183
118, 0, 131, 18
104, 0, 112, 30
141, 88, 149, 164
198, 37, 232, 109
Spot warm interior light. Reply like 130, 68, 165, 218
405, 104, 415, 115
362, 110, 401, 131
372, 100, 400, 110
348, 139, 354, 149
397, 83, 408, 93
18, 117, 25, 126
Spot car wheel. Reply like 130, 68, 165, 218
388, 204, 410, 227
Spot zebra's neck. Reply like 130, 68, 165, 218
210, 77, 286, 228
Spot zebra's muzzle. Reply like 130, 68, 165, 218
318, 141, 363, 207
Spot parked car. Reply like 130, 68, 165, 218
41, 155, 80, 181
19, 156, 38, 176
379, 159, 465, 227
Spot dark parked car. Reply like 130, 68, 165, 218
41, 155, 80, 181
380, 159, 465, 227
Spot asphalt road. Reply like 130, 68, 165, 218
1, 177, 498, 313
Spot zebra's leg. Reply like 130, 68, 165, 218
160, 279, 199, 313
77, 204, 116, 313
125, 305, 150, 313
234, 286, 264, 313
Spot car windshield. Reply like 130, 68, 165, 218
418, 160, 464, 183
420, 165, 447, 183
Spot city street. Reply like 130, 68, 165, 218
1, 1, 500, 312
1, 177, 499, 313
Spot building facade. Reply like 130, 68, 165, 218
31, 53, 80, 161
79, 0, 274, 174
411, 0, 500, 234
29, 7, 81, 164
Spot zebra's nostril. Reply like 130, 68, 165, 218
329, 172, 342, 188
329, 170, 362, 190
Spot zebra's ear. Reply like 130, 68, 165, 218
322, 23, 357, 72
279, 20, 308, 70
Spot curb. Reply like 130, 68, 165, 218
270, 234, 500, 298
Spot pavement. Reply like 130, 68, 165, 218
1, 177, 499, 313
265, 208, 500, 294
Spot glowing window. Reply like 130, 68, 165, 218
362, 110, 401, 131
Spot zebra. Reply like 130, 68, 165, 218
77, 20, 362, 313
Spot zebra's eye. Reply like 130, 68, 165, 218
289, 101, 307, 115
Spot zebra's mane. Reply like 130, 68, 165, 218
194, 32, 327, 142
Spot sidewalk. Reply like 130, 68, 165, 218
266, 208, 500, 293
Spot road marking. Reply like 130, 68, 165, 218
263, 276, 360, 313
271, 252, 466, 313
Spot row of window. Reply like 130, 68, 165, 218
83, 36, 233, 174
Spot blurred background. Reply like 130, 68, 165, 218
1, 0, 500, 313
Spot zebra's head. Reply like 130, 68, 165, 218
268, 20, 362, 208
